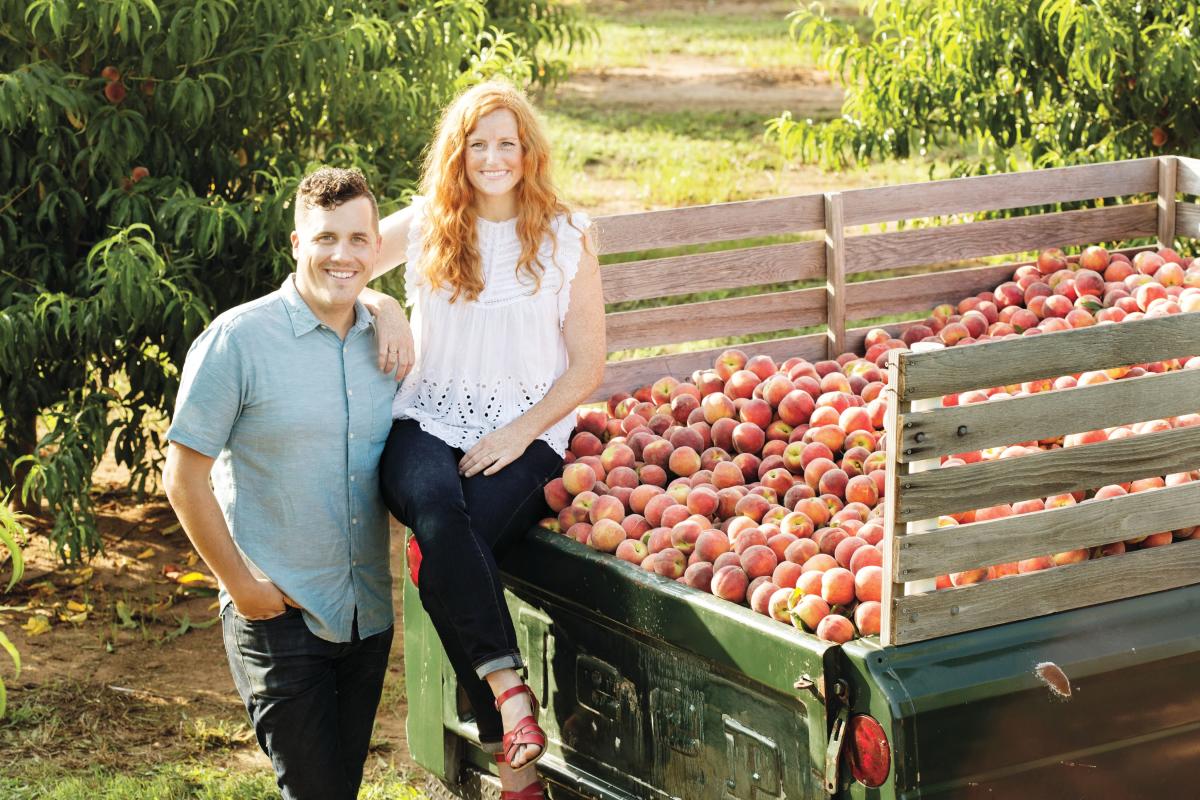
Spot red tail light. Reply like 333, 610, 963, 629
846, 714, 891, 787
407, 536, 422, 587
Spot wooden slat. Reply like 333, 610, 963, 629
591, 333, 828, 403
880, 351, 910, 647
890, 538, 1200, 645
1160, 156, 1178, 247
845, 264, 1016, 322
897, 312, 1200, 402
897, 368, 1200, 462
825, 193, 847, 358
592, 195, 825, 255
605, 288, 826, 352
896, 481, 1200, 581
1179, 157, 1200, 196
894, 424, 1200, 523
1178, 204, 1200, 239
600, 241, 824, 304
840, 158, 1160, 226
843, 202, 1158, 274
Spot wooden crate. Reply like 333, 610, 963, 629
588, 155, 1200, 405
880, 313, 1200, 646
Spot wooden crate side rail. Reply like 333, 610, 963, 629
840, 157, 1161, 226
1178, 156, 1200, 196
592, 194, 825, 255
600, 241, 825, 304
844, 264, 1017, 323
893, 312, 1200, 403
889, 538, 1200, 645
1177, 203, 1200, 240
605, 288, 826, 352
896, 368, 1200, 462
1159, 156, 1178, 246
843, 203, 1157, 275
893, 424, 1200, 523
894, 480, 1200, 581
590, 333, 828, 404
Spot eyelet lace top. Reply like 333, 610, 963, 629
390, 196, 590, 457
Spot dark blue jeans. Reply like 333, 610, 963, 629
221, 605, 393, 800
379, 418, 563, 744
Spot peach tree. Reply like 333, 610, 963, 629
0, 0, 587, 558
768, 0, 1200, 172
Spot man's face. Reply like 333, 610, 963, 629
290, 196, 379, 319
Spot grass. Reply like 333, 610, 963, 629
0, 763, 429, 800
561, 0, 869, 71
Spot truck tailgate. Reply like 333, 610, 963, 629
845, 583, 1200, 798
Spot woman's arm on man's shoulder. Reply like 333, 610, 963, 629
374, 202, 418, 279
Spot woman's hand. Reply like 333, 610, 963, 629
360, 289, 415, 381
459, 424, 536, 478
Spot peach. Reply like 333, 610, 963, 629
821, 567, 856, 606
670, 520, 703, 555
570, 431, 604, 458
777, 390, 816, 426
844, 474, 879, 506
712, 565, 749, 603
543, 477, 571, 512
731, 422, 766, 456
643, 493, 678, 527
668, 446, 701, 477
731, 526, 768, 555
1037, 248, 1068, 274
701, 392, 737, 424
1017, 555, 1055, 573
660, 503, 691, 529
600, 443, 636, 474
750, 580, 780, 615
654, 547, 687, 579
834, 536, 868, 570
734, 492, 771, 522
768, 588, 794, 623
558, 505, 588, 530
585, 520, 624, 551
791, 594, 831, 632
849, 545, 883, 574
589, 494, 625, 525
669, 426, 705, 453
802, 553, 838, 574
854, 565, 883, 602
566, 522, 592, 544
695, 530, 731, 562
562, 463, 597, 496
683, 561, 714, 592
713, 550, 743, 573
772, 560, 804, 589
814, 526, 848, 557
854, 601, 881, 636
615, 538, 648, 565
784, 537, 820, 566
726, 369, 761, 400
816, 614, 856, 643
740, 544, 779, 579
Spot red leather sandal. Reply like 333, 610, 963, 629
493, 683, 547, 769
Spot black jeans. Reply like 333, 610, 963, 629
379, 418, 563, 744
221, 605, 393, 800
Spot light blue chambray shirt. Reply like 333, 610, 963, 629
166, 275, 397, 642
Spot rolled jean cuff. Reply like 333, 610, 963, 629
474, 651, 524, 679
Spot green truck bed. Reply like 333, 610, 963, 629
405, 529, 1200, 799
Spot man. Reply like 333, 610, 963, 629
164, 167, 409, 799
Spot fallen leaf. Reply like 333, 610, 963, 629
22, 616, 51, 636
176, 571, 212, 585
160, 523, 181, 536
60, 611, 88, 624
136, 547, 155, 560
115, 600, 137, 628
66, 600, 91, 613
70, 567, 94, 586
184, 552, 198, 567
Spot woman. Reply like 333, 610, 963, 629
371, 81, 605, 799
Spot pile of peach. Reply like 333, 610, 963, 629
539, 245, 1199, 643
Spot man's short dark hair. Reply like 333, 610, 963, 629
294, 167, 379, 226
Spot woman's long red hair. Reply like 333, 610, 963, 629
420, 81, 576, 302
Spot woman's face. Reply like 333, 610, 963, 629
464, 108, 524, 204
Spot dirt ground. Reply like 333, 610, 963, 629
0, 484, 414, 780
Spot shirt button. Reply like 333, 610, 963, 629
348, 432, 354, 439
347, 389, 353, 397
350, 475, 356, 482
352, 518, 358, 525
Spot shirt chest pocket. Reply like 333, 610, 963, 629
370, 380, 397, 442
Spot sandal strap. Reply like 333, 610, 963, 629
502, 716, 546, 765
493, 682, 538, 714
500, 783, 545, 800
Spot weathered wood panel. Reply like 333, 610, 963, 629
894, 424, 1200, 522
895, 312, 1200, 402
840, 158, 1160, 226
895, 481, 1200, 581
844, 203, 1158, 274
825, 193, 847, 359
592, 195, 825, 255
591, 333, 828, 403
896, 368, 1200, 462
880, 353, 911, 647
1178, 157, 1200, 196
1159, 156, 1178, 247
1177, 203, 1200, 240
845, 264, 1016, 322
605, 288, 826, 352
601, 241, 825, 304
890, 538, 1200, 645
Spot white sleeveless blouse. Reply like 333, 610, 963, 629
391, 196, 589, 457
